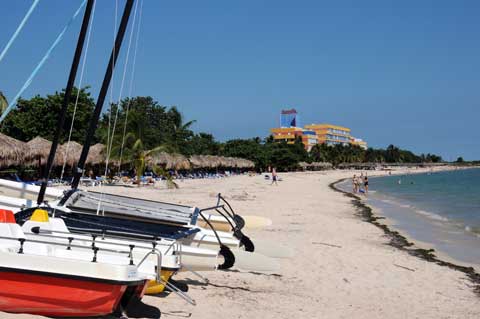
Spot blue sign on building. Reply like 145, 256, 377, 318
280, 109, 298, 127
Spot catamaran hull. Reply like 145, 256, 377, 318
0, 269, 146, 317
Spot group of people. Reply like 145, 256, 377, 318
353, 173, 368, 194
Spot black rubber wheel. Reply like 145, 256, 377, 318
240, 234, 255, 252
218, 245, 236, 269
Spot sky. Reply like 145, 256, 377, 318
0, 0, 479, 160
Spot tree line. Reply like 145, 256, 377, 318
1, 87, 445, 172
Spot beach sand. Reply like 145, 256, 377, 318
2, 168, 480, 318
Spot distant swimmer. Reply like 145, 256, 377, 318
398, 179, 402, 185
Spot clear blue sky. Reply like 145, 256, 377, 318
1, 1, 479, 160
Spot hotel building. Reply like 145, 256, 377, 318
304, 124, 352, 147
270, 109, 318, 151
270, 109, 367, 150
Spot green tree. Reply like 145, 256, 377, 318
221, 138, 268, 170
97, 98, 196, 156
113, 134, 177, 188
310, 143, 329, 162
165, 106, 195, 153
0, 91, 7, 113
185, 132, 221, 155
0, 87, 95, 143
456, 156, 464, 163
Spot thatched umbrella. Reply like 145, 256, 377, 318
86, 143, 106, 165
149, 151, 172, 167
208, 155, 222, 168
307, 162, 333, 170
222, 157, 235, 168
170, 153, 191, 170
189, 155, 204, 168
26, 136, 52, 167
57, 141, 83, 167
0, 133, 30, 167
243, 159, 254, 168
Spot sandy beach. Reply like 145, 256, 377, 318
3, 168, 480, 319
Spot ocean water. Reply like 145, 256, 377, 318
340, 168, 480, 266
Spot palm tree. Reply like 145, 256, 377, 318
0, 91, 7, 114
112, 133, 178, 189
167, 107, 195, 151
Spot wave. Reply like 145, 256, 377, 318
464, 225, 480, 237
413, 209, 449, 222
378, 197, 449, 222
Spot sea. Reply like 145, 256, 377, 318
339, 168, 480, 266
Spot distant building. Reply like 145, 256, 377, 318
301, 130, 318, 151
271, 109, 318, 151
270, 127, 303, 143
270, 109, 367, 151
350, 137, 368, 150
304, 124, 351, 147
280, 109, 298, 127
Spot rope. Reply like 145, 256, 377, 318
0, 0, 41, 64
119, 0, 144, 168
0, 0, 87, 124
60, 0, 97, 181
104, 0, 119, 178
96, 0, 139, 216
94, 0, 120, 216
106, 0, 140, 173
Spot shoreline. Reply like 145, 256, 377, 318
3, 169, 480, 318
330, 177, 480, 295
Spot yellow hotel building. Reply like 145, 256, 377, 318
304, 124, 352, 147
270, 110, 367, 150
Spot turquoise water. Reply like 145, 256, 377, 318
340, 168, 480, 266
371, 168, 480, 233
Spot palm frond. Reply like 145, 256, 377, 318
153, 164, 178, 189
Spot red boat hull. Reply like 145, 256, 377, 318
0, 270, 146, 317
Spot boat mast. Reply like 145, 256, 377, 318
37, 0, 95, 205
71, 0, 135, 190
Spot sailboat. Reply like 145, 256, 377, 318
0, 0, 179, 316
0, 207, 151, 317
0, 177, 289, 263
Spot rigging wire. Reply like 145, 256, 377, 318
96, 0, 139, 216
104, 0, 140, 175
0, 0, 88, 124
0, 0, 41, 64
105, 0, 119, 175
95, 0, 120, 216
118, 0, 144, 169
60, 0, 97, 181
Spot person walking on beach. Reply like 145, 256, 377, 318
352, 174, 358, 193
364, 174, 369, 194
271, 167, 278, 186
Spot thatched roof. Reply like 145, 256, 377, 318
149, 152, 171, 166
189, 155, 205, 168
150, 152, 191, 170
27, 136, 52, 160
188, 155, 254, 169
0, 133, 30, 167
299, 161, 332, 170
236, 158, 255, 168
57, 141, 83, 166
170, 153, 191, 170
86, 143, 106, 165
